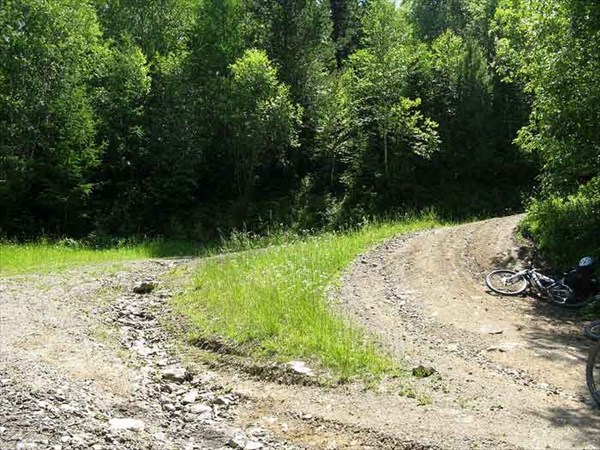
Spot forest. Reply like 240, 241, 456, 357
1, 0, 598, 263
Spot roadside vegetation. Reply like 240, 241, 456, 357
0, 240, 191, 276
173, 214, 443, 380
0, 231, 316, 276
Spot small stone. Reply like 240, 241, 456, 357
108, 418, 145, 432
227, 435, 247, 449
245, 441, 264, 450
163, 403, 176, 412
133, 281, 156, 294
71, 434, 87, 445
486, 342, 520, 352
190, 403, 212, 414
60, 436, 71, 444
0, 427, 6, 435
287, 361, 314, 376
182, 389, 199, 404
161, 367, 188, 383
247, 427, 267, 438
480, 324, 504, 335
412, 365, 436, 378
214, 396, 232, 406
52, 446, 62, 450
92, 445, 104, 450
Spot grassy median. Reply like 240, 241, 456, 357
173, 215, 442, 380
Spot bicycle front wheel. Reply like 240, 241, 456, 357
485, 270, 528, 295
586, 341, 600, 406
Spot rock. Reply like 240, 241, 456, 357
247, 427, 267, 438
214, 396, 233, 406
163, 403, 176, 412
133, 281, 156, 294
480, 324, 504, 335
182, 389, 199, 404
108, 418, 145, 432
16, 443, 37, 449
227, 435, 247, 449
245, 441, 264, 450
287, 361, 314, 377
486, 342, 520, 352
190, 403, 212, 414
183, 413, 197, 423
71, 435, 87, 445
412, 365, 436, 378
161, 367, 188, 383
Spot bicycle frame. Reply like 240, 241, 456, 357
530, 270, 558, 292
506, 268, 559, 294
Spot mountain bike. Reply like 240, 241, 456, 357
585, 320, 600, 406
485, 266, 590, 307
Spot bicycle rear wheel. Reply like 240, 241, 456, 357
586, 341, 600, 406
485, 270, 528, 295
547, 283, 576, 306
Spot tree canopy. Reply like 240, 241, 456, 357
1, 0, 597, 262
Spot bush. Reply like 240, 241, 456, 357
522, 178, 600, 266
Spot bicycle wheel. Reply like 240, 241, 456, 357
485, 270, 529, 295
584, 320, 600, 341
586, 341, 600, 406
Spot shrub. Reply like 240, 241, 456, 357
522, 178, 600, 267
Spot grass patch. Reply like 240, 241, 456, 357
0, 231, 311, 277
173, 214, 443, 380
0, 240, 207, 276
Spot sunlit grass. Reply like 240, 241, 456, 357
0, 231, 313, 276
0, 240, 203, 276
173, 214, 443, 380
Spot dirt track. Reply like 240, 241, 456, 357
1, 215, 599, 449
332, 214, 600, 448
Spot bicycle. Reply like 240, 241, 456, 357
584, 320, 600, 406
485, 265, 590, 307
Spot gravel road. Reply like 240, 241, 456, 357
2, 215, 598, 449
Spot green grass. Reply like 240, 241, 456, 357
0, 240, 204, 276
0, 230, 316, 276
173, 214, 443, 380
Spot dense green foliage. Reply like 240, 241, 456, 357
494, 0, 600, 264
1, 0, 596, 261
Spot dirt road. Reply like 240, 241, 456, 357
232, 215, 600, 449
1, 215, 599, 449
333, 215, 600, 448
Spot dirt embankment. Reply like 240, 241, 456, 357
1, 215, 599, 450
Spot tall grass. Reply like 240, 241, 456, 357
173, 214, 442, 380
